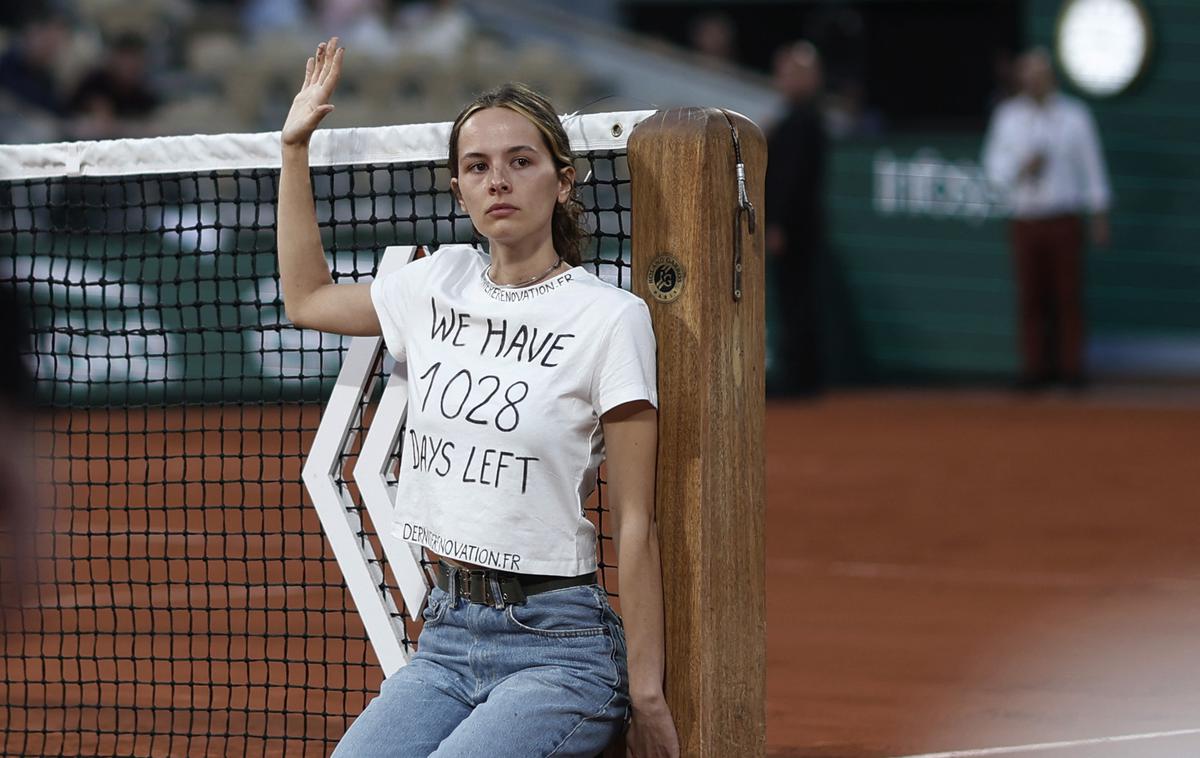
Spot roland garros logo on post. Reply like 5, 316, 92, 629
647, 254, 685, 303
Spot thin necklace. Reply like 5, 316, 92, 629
482, 256, 563, 289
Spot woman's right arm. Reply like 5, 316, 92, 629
277, 37, 381, 336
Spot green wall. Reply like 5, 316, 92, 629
770, 0, 1200, 386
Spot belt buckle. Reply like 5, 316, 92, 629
487, 575, 507, 610
442, 561, 457, 599
467, 569, 487, 604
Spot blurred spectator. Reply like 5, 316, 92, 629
318, 0, 393, 55
68, 32, 161, 139
397, 0, 474, 58
688, 12, 736, 64
242, 0, 311, 37
0, 8, 71, 142
824, 78, 883, 139
766, 41, 828, 396
0, 284, 36, 625
982, 48, 1112, 391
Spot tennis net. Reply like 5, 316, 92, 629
0, 111, 651, 756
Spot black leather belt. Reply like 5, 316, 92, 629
433, 560, 596, 608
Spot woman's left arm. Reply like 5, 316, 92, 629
602, 400, 680, 758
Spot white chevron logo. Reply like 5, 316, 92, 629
301, 245, 428, 677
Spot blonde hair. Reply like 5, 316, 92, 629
448, 83, 588, 266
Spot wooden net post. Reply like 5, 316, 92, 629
628, 108, 767, 756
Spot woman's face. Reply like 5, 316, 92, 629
451, 107, 573, 249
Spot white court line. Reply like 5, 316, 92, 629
892, 727, 1200, 757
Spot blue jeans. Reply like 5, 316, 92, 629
331, 582, 630, 757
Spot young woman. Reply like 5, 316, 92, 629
277, 38, 680, 757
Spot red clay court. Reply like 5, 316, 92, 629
5, 389, 1199, 756
766, 390, 1200, 757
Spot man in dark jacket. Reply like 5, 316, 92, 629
766, 41, 828, 395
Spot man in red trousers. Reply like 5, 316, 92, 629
983, 48, 1112, 391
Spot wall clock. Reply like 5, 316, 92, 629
1056, 0, 1152, 97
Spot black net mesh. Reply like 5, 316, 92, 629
0, 149, 632, 756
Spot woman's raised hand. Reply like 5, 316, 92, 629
281, 37, 344, 148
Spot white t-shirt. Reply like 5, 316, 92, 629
370, 244, 658, 576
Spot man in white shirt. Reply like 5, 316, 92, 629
983, 48, 1112, 390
